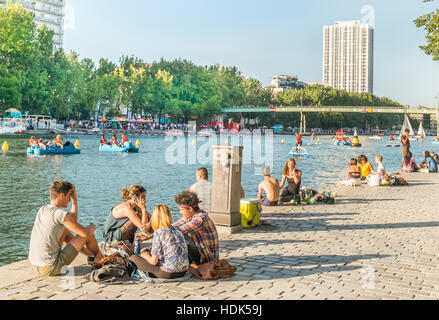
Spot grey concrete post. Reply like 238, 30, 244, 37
210, 145, 244, 235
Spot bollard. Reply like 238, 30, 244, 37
210, 145, 244, 235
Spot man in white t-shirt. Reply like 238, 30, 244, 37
190, 168, 212, 213
28, 181, 104, 277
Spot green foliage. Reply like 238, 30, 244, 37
0, 1, 406, 128
414, 0, 439, 61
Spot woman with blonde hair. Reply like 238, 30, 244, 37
279, 158, 302, 203
129, 205, 189, 279
103, 185, 151, 244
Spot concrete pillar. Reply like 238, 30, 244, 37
300, 112, 304, 134
210, 145, 244, 235
303, 114, 307, 134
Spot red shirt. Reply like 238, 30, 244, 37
121, 136, 128, 143
296, 135, 302, 143
101, 138, 107, 144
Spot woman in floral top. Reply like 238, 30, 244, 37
129, 205, 189, 279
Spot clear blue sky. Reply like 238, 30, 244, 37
64, 0, 439, 107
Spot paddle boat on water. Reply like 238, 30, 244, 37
27, 144, 80, 156
99, 142, 139, 153
333, 132, 352, 146
386, 141, 401, 148
432, 138, 439, 144
288, 146, 310, 159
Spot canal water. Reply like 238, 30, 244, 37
0, 134, 436, 266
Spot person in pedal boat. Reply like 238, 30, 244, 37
29, 136, 38, 147
120, 133, 129, 146
54, 135, 64, 149
100, 135, 108, 145
110, 134, 119, 145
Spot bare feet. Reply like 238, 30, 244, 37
93, 253, 105, 266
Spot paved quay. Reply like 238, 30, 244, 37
1, 173, 439, 300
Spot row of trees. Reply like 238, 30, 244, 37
247, 85, 404, 129
0, 2, 419, 130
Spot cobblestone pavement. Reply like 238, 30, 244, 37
1, 173, 438, 300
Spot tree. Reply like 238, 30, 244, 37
414, 0, 439, 61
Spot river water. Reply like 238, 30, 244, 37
0, 134, 436, 266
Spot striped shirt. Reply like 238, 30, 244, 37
173, 210, 219, 264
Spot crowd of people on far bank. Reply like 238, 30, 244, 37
28, 168, 224, 281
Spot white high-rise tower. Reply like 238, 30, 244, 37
323, 20, 374, 94
0, 0, 65, 48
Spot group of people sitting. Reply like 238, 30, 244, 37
401, 151, 438, 173
257, 158, 303, 206
100, 134, 129, 147
29, 135, 67, 150
341, 154, 386, 186
28, 168, 220, 280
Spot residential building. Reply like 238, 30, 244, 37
323, 20, 374, 94
271, 75, 307, 94
1, 0, 65, 48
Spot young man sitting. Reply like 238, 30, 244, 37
28, 181, 104, 277
257, 166, 280, 206
173, 191, 219, 266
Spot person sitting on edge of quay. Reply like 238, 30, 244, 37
358, 155, 376, 181
374, 155, 386, 177
110, 134, 118, 145
340, 158, 362, 186
129, 205, 189, 279
189, 168, 212, 213
401, 152, 418, 173
54, 135, 64, 149
430, 152, 439, 165
401, 129, 411, 159
257, 166, 280, 206
279, 158, 302, 203
103, 185, 152, 244
173, 191, 219, 266
28, 181, 104, 277
420, 151, 438, 173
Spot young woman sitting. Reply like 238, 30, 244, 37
339, 158, 362, 186
358, 155, 376, 181
129, 205, 189, 279
401, 152, 418, 173
279, 158, 302, 203
103, 185, 152, 244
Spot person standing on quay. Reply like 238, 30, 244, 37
401, 129, 411, 159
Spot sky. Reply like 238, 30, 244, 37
63, 0, 439, 108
